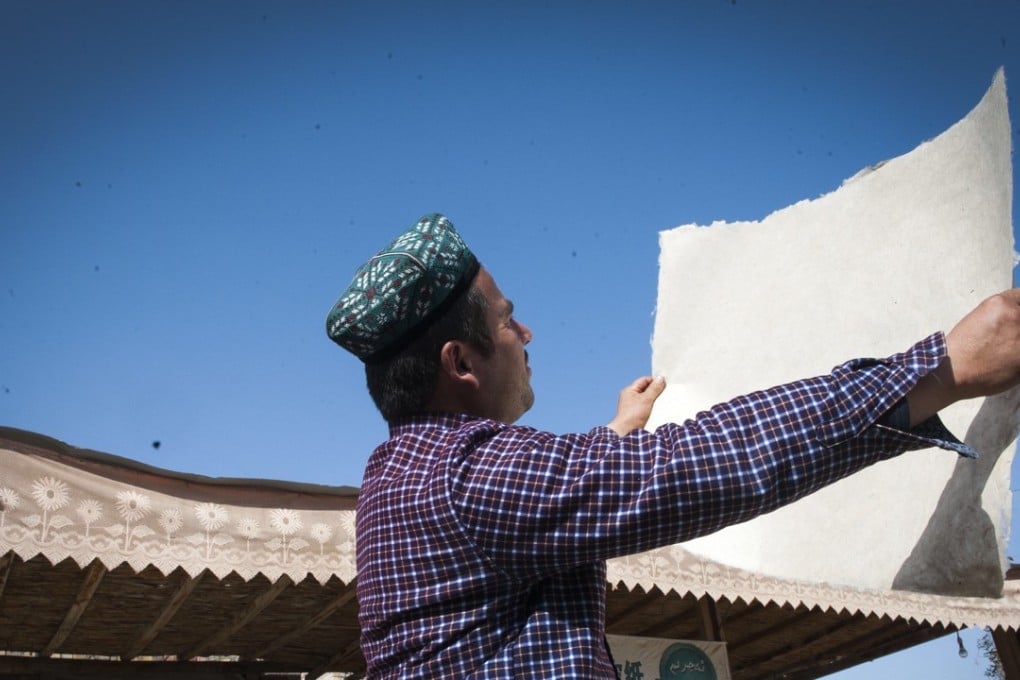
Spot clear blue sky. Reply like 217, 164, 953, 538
2, 1, 1018, 676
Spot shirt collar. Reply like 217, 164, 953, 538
387, 412, 482, 438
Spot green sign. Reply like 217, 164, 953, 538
659, 642, 717, 680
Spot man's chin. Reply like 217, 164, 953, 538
507, 390, 535, 424
523, 389, 536, 414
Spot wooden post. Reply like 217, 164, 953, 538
698, 595, 724, 642
992, 628, 1020, 680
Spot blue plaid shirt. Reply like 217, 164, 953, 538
356, 333, 972, 678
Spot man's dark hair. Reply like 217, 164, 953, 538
365, 285, 493, 422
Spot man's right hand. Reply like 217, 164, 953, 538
608, 376, 667, 436
908, 289, 1020, 426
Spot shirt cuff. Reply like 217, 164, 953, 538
876, 399, 977, 458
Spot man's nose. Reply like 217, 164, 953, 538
516, 319, 533, 345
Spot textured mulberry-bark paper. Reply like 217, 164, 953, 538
649, 70, 1016, 596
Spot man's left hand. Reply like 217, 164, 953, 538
608, 376, 667, 436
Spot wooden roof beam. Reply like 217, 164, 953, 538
0, 656, 300, 679
736, 614, 858, 678
708, 598, 760, 632
803, 619, 946, 676
633, 593, 701, 637
992, 627, 1020, 680
725, 605, 814, 653
0, 552, 15, 603
122, 569, 206, 660
698, 595, 724, 642
41, 558, 107, 657
180, 574, 294, 661
806, 617, 905, 663
742, 615, 946, 680
244, 578, 357, 661
843, 620, 947, 664
605, 586, 663, 630
309, 637, 362, 679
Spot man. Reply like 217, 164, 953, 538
326, 213, 1020, 679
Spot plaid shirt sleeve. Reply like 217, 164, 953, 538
448, 332, 971, 578
356, 332, 971, 678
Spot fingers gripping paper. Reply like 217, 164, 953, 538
650, 71, 1016, 597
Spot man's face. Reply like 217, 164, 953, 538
472, 268, 534, 423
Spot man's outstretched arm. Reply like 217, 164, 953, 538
609, 289, 1020, 435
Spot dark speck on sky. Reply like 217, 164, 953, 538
152, 440, 161, 449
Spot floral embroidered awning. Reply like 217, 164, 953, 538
0, 427, 358, 585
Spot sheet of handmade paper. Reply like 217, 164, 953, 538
649, 71, 1016, 596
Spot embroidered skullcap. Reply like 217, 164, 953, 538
326, 213, 480, 363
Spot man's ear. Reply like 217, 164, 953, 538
439, 340, 481, 390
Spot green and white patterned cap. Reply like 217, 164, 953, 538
325, 213, 480, 363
